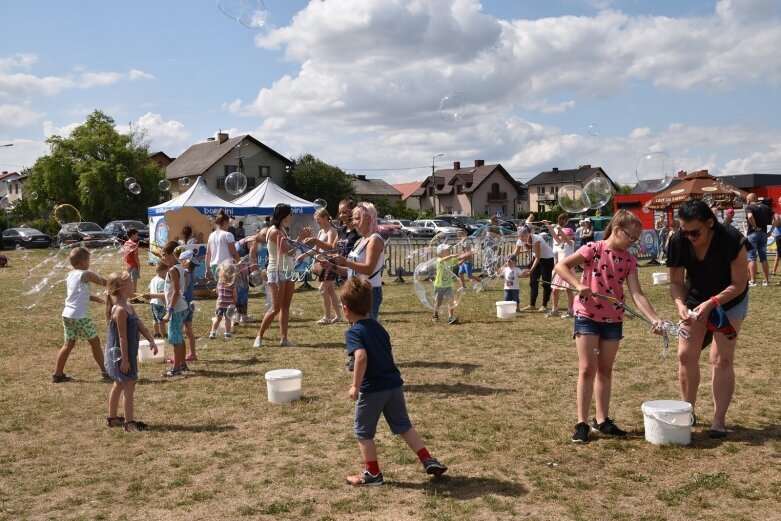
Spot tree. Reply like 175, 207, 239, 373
21, 110, 166, 227
285, 153, 355, 213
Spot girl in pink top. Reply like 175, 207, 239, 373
554, 210, 663, 444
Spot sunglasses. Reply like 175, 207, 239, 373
620, 228, 639, 243
680, 226, 705, 239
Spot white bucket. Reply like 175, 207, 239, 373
652, 272, 668, 285
137, 339, 165, 364
641, 400, 694, 445
496, 301, 516, 319
265, 369, 303, 403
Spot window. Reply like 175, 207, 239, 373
549, 186, 555, 194
456, 184, 462, 194
554, 186, 559, 195
224, 165, 239, 175
247, 176, 257, 189
445, 207, 452, 213
217, 176, 226, 189
428, 187, 434, 196
491, 182, 500, 193
260, 166, 270, 177
537, 186, 545, 195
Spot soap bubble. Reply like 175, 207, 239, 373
123, 177, 137, 189
583, 177, 613, 210
27, 191, 38, 201
128, 182, 142, 195
84, 186, 90, 194
636, 152, 674, 193
225, 304, 238, 322
179, 177, 191, 189
0, 196, 8, 210
248, 270, 263, 287
313, 198, 327, 210
557, 184, 590, 214
587, 124, 601, 136
225, 171, 248, 196
159, 179, 171, 191
413, 257, 465, 311
439, 92, 468, 123
53, 203, 82, 225
701, 194, 715, 207
217, 0, 268, 29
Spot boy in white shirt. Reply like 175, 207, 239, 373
502, 254, 526, 312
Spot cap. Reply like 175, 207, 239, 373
562, 227, 575, 236
725, 208, 735, 216
436, 243, 452, 254
506, 254, 517, 263
178, 250, 201, 265
584, 217, 591, 222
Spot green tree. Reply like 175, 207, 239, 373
21, 110, 166, 227
285, 153, 355, 213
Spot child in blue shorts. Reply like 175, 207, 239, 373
339, 277, 447, 486
144, 262, 168, 339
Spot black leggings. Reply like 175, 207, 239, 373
529, 257, 554, 307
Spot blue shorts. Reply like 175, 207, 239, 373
458, 261, 473, 277
215, 307, 229, 317
747, 231, 767, 262
724, 293, 749, 321
151, 303, 166, 324
183, 303, 194, 323
354, 386, 412, 440
127, 267, 140, 282
504, 289, 519, 303
267, 269, 295, 284
573, 316, 623, 341
167, 310, 186, 345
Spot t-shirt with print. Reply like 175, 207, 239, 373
345, 319, 403, 393
573, 240, 638, 323
745, 203, 772, 233
503, 266, 523, 290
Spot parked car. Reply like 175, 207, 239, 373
470, 225, 516, 238
1, 227, 52, 249
477, 218, 518, 231
104, 220, 150, 243
377, 220, 404, 239
412, 219, 462, 238
394, 220, 436, 238
57, 222, 113, 247
434, 215, 482, 234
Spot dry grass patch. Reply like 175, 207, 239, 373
1, 248, 780, 520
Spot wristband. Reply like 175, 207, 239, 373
709, 296, 721, 308
167, 306, 175, 313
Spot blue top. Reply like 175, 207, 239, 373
345, 319, 403, 393
104, 306, 140, 382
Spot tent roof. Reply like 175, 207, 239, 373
148, 176, 254, 216
232, 177, 317, 215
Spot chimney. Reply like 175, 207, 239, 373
357, 174, 366, 181
579, 164, 591, 170
677, 170, 687, 178
453, 161, 461, 170
217, 132, 229, 144
474, 159, 485, 167
552, 167, 558, 172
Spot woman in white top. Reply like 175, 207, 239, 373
205, 211, 240, 281
254, 204, 310, 348
514, 225, 555, 312
545, 217, 576, 318
302, 208, 343, 324
333, 202, 385, 319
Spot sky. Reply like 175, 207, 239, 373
2, 0, 781, 187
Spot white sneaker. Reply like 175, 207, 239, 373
253, 336, 262, 348
279, 339, 296, 347
762, 280, 770, 287
224, 332, 232, 339
748, 280, 757, 287
208, 331, 217, 339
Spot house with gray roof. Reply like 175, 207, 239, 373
526, 165, 619, 213
351, 175, 403, 205
166, 132, 293, 199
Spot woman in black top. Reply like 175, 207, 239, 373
667, 200, 750, 438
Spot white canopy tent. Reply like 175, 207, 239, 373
148, 176, 255, 217
232, 177, 318, 215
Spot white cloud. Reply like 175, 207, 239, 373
131, 112, 191, 153
0, 104, 44, 128
128, 68, 155, 81
43, 120, 80, 138
0, 53, 38, 73
79, 72, 124, 88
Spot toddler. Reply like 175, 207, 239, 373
144, 261, 168, 338
431, 243, 461, 325
502, 254, 525, 312
210, 260, 238, 339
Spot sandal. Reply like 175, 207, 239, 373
316, 317, 331, 325
106, 416, 125, 428
124, 420, 149, 432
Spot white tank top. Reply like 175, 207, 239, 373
266, 226, 294, 274
164, 264, 189, 313
62, 269, 90, 319
347, 233, 385, 288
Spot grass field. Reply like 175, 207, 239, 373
1, 248, 780, 521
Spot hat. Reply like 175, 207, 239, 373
436, 243, 451, 254
178, 250, 201, 265
562, 227, 575, 236
506, 254, 517, 263
725, 208, 735, 216
584, 217, 591, 222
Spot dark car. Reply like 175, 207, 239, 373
1, 227, 52, 249
104, 220, 150, 243
434, 215, 482, 234
477, 218, 518, 231
57, 222, 113, 247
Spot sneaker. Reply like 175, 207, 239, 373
208, 330, 217, 339
546, 310, 559, 318
185, 354, 198, 362
520, 305, 533, 311
316, 317, 331, 325
591, 418, 628, 437
279, 339, 296, 347
538, 306, 548, 313
748, 280, 757, 287
224, 332, 232, 339
572, 422, 590, 443
561, 312, 573, 319
52, 373, 73, 383
346, 469, 384, 487
330, 316, 344, 324
346, 357, 355, 372
448, 316, 459, 325
431, 313, 439, 322
422, 457, 448, 477
162, 366, 185, 378
762, 280, 770, 287
181, 363, 190, 373
253, 336, 262, 348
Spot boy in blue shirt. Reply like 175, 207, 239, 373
340, 277, 447, 486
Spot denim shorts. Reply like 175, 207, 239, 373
127, 267, 140, 281
267, 269, 294, 284
746, 231, 767, 262
354, 386, 412, 439
167, 310, 186, 345
573, 316, 623, 340
723, 293, 749, 321
434, 286, 454, 302
504, 289, 519, 303
371, 286, 382, 320
458, 261, 473, 277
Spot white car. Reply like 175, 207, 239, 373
412, 219, 462, 238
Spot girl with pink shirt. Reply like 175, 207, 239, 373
554, 210, 664, 444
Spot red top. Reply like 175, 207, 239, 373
123, 240, 139, 269
573, 240, 638, 323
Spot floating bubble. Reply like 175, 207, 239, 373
179, 177, 191, 189
587, 124, 601, 136
217, 0, 268, 29
128, 182, 142, 195
225, 171, 248, 196
27, 191, 38, 201
0, 196, 8, 210
159, 179, 171, 192
53, 203, 82, 226
557, 184, 590, 214
226, 304, 238, 322
413, 257, 465, 311
583, 177, 613, 210
248, 269, 263, 287
124, 177, 137, 189
313, 198, 327, 210
439, 92, 468, 123
701, 194, 715, 207
84, 186, 90, 194
636, 152, 674, 193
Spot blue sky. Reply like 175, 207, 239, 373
2, 0, 780, 186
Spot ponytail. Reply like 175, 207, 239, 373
105, 293, 114, 325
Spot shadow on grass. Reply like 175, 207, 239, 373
404, 383, 514, 395
151, 424, 237, 433
292, 342, 345, 350
392, 475, 528, 499
396, 361, 480, 376
689, 423, 781, 448
188, 370, 259, 378
202, 357, 268, 366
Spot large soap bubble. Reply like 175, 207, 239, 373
636, 152, 674, 192
123, 177, 137, 189
178, 177, 191, 190
159, 179, 171, 192
439, 92, 468, 123
313, 198, 327, 210
557, 184, 590, 214
27, 191, 38, 201
583, 177, 613, 210
128, 182, 142, 195
225, 171, 248, 196
587, 123, 601, 136
217, 0, 268, 29
53, 203, 82, 225
413, 257, 465, 312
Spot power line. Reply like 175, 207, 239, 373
341, 165, 430, 172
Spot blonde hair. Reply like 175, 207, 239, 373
602, 210, 641, 240
353, 202, 378, 234
218, 260, 238, 285
315, 208, 332, 220
105, 271, 131, 324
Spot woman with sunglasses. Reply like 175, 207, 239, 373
554, 210, 664, 444
666, 199, 750, 439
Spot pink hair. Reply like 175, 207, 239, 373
354, 202, 378, 234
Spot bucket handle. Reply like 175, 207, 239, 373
645, 411, 695, 427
